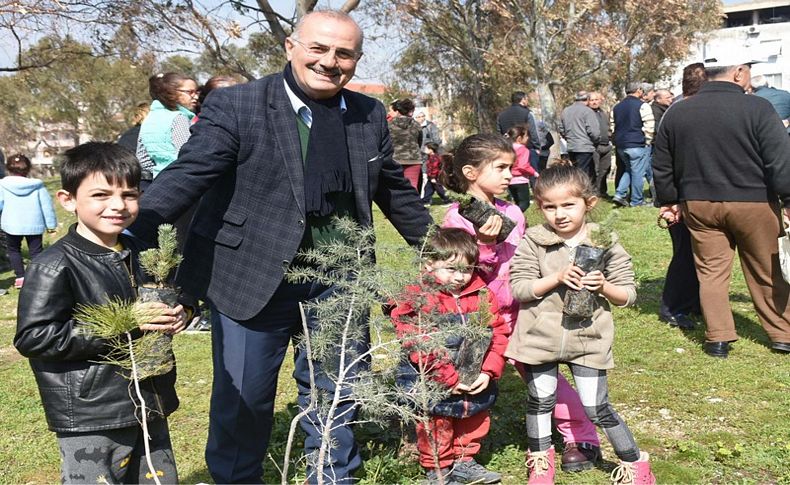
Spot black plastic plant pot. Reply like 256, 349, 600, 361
454, 329, 492, 387
137, 286, 179, 376
458, 198, 517, 244
138, 286, 180, 307
563, 245, 607, 319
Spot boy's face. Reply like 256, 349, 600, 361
57, 172, 140, 248
425, 254, 474, 292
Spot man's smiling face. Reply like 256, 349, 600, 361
285, 14, 362, 100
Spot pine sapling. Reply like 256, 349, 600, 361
74, 298, 168, 485
137, 224, 184, 375
280, 217, 444, 485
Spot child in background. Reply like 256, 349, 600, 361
420, 142, 451, 205
441, 134, 602, 474
505, 124, 538, 212
0, 154, 57, 289
14, 142, 188, 484
507, 162, 654, 484
392, 227, 509, 485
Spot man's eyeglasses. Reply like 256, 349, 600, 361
289, 38, 362, 64
177, 89, 199, 97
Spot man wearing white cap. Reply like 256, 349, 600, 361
653, 54, 790, 357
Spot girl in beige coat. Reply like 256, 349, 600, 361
506, 163, 655, 485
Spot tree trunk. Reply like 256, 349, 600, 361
535, 81, 558, 132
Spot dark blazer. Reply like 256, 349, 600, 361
132, 72, 432, 321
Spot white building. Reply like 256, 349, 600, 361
672, 1, 789, 92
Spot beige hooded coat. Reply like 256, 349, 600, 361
504, 223, 636, 369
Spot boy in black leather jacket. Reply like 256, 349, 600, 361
14, 142, 188, 484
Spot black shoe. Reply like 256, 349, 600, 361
658, 305, 695, 330
771, 342, 790, 353
612, 196, 628, 207
561, 442, 601, 472
704, 341, 730, 358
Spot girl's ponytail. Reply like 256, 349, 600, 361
439, 152, 466, 192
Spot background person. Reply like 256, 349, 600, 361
0, 154, 57, 289
654, 56, 790, 357
587, 91, 612, 197
389, 98, 423, 191
117, 102, 151, 152
559, 91, 600, 181
136, 72, 199, 186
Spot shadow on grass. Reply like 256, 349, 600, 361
0, 274, 16, 291
179, 403, 310, 485
629, 277, 774, 349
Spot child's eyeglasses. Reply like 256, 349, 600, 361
177, 89, 199, 97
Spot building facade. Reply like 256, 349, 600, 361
672, 1, 789, 91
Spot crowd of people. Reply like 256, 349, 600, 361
5, 8, 790, 485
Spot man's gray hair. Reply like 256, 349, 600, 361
705, 65, 736, 80
655, 88, 673, 99
625, 81, 643, 94
291, 9, 364, 50
641, 82, 654, 92
751, 75, 768, 89
574, 90, 589, 101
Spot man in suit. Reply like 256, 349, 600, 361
132, 10, 431, 483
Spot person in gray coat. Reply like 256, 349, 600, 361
559, 91, 600, 180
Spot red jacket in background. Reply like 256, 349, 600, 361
425, 153, 443, 179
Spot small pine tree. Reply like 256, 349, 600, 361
138, 224, 183, 288
74, 298, 169, 485
281, 218, 494, 484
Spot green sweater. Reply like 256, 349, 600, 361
295, 115, 357, 252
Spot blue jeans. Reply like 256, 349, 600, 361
614, 146, 652, 206
206, 280, 365, 484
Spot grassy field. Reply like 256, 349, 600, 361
0, 179, 788, 484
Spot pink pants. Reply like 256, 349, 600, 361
514, 362, 600, 446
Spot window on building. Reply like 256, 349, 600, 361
725, 10, 753, 28
758, 6, 790, 24
764, 73, 783, 89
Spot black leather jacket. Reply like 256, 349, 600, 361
14, 225, 179, 432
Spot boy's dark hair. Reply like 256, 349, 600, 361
682, 62, 707, 97
61, 142, 141, 194
425, 142, 439, 153
6, 154, 32, 176
425, 227, 479, 265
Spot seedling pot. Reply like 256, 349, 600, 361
458, 197, 517, 243
137, 286, 179, 376
563, 244, 607, 319
454, 328, 493, 387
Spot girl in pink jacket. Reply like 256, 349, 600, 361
441, 133, 601, 474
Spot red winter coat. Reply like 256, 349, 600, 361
391, 273, 510, 389
425, 153, 443, 179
